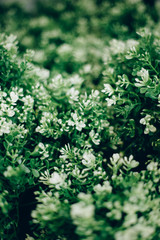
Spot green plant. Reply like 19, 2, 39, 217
0, 1, 160, 239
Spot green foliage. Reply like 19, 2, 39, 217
0, 1, 160, 240
0, 0, 158, 90
102, 31, 160, 160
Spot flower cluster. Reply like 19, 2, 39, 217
0, 1, 160, 239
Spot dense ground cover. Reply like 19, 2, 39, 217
0, 0, 160, 239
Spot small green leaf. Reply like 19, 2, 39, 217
32, 169, 40, 178
6, 135, 14, 142
140, 87, 147, 94
3, 141, 8, 150
20, 164, 30, 173
25, 151, 30, 158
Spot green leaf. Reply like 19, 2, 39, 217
32, 169, 40, 178
20, 164, 30, 173
3, 141, 8, 150
25, 151, 30, 159
6, 135, 14, 142
140, 87, 147, 94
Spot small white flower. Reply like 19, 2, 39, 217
70, 74, 83, 85
71, 202, 95, 219
22, 95, 34, 107
147, 162, 158, 171
94, 181, 112, 194
106, 95, 116, 106
35, 126, 41, 133
4, 166, 15, 177
140, 114, 156, 134
38, 142, 45, 150
89, 130, 100, 145
144, 125, 156, 134
67, 119, 75, 126
57, 43, 72, 54
10, 91, 18, 103
123, 155, 139, 169
67, 87, 79, 102
76, 120, 86, 131
109, 39, 125, 55
137, 68, 149, 83
8, 109, 15, 117
4, 43, 13, 51
111, 153, 121, 164
49, 172, 62, 185
83, 64, 91, 73
135, 68, 149, 88
91, 90, 99, 98
72, 166, 81, 177
82, 151, 96, 168
39, 170, 50, 182
49, 172, 67, 190
71, 112, 78, 121
102, 84, 114, 96
0, 118, 12, 135
34, 67, 49, 80
83, 99, 91, 107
